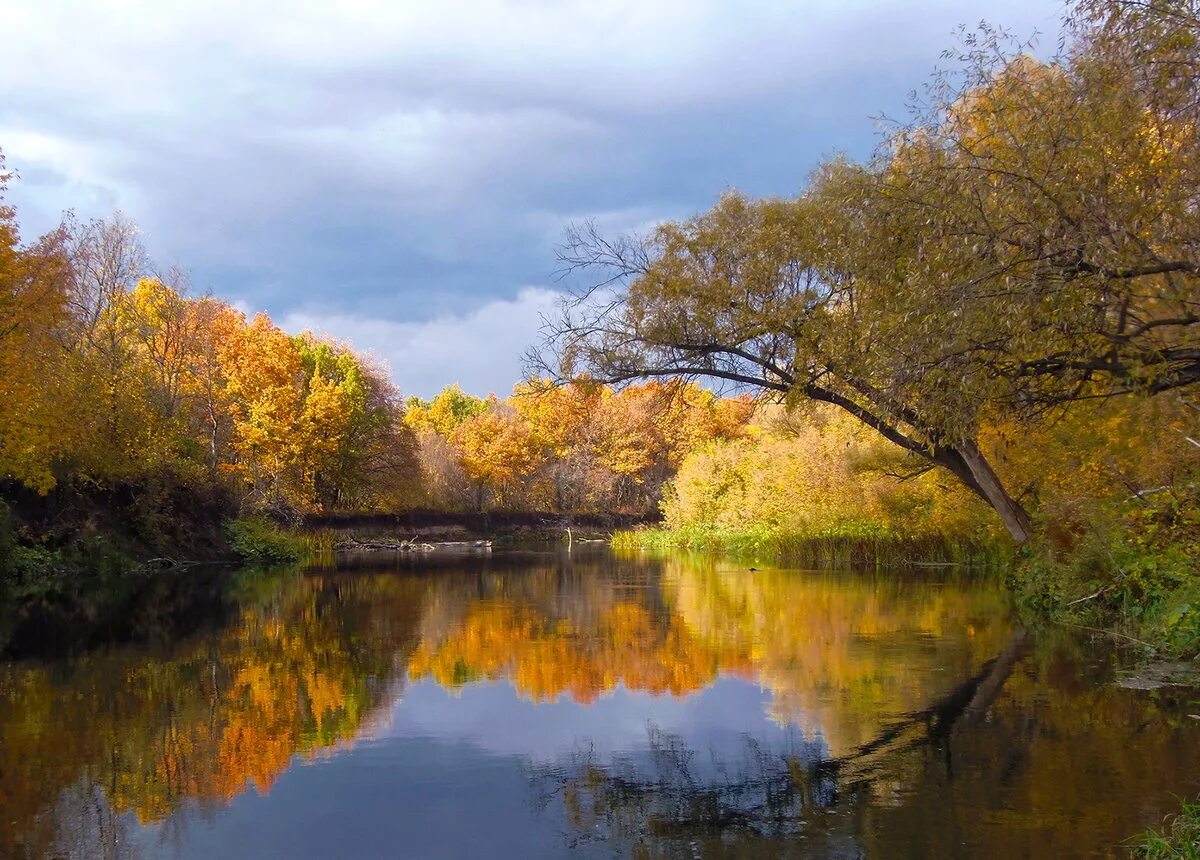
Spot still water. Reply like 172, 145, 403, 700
1, 548, 1198, 858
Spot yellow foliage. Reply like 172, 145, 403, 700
665, 404, 988, 538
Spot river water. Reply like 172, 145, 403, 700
1, 547, 1197, 858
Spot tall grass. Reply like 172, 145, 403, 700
611, 523, 1007, 568
1134, 797, 1200, 859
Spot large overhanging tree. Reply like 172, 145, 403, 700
534, 0, 1199, 543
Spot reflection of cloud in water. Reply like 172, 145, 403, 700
383, 675, 825, 766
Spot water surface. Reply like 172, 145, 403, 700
2, 548, 1197, 858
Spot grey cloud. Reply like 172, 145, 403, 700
2, 0, 1062, 393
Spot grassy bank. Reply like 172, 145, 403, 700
612, 523, 1007, 569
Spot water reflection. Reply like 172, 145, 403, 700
0, 549, 1197, 858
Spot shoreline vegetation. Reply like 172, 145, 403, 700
609, 526, 1006, 570
1137, 797, 1200, 859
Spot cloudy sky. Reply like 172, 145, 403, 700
2, 0, 1060, 397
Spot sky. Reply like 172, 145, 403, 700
2, 0, 1061, 398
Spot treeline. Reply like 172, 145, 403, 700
0, 191, 415, 515
404, 381, 751, 513
0, 172, 752, 529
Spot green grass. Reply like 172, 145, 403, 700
612, 523, 1006, 568
1134, 797, 1200, 859
223, 516, 307, 564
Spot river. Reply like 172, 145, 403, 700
1, 547, 1197, 858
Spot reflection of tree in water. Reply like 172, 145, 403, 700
531, 726, 839, 852
0, 569, 427, 859
659, 559, 1015, 754
530, 627, 1200, 859
527, 629, 1029, 854
529, 631, 1024, 853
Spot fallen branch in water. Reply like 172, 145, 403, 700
1054, 620, 1157, 651
141, 557, 203, 570
334, 536, 491, 553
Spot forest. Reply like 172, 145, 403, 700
1, 0, 1199, 659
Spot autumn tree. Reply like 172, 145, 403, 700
294, 335, 419, 510
404, 384, 487, 436
537, 0, 1200, 542
513, 378, 606, 510
0, 151, 73, 491
451, 401, 544, 510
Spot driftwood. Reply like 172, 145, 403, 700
141, 557, 203, 570
334, 536, 492, 553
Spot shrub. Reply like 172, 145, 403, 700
224, 516, 306, 564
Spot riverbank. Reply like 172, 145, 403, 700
615, 497, 1200, 661
1011, 486, 1200, 661
0, 479, 240, 656
0, 493, 655, 654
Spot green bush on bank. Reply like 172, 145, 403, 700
223, 516, 307, 564
1012, 485, 1200, 658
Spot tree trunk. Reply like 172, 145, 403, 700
938, 439, 1032, 544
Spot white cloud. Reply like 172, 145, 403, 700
278, 286, 561, 398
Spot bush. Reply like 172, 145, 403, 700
224, 516, 306, 564
1012, 482, 1200, 657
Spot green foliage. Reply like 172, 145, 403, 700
224, 516, 306, 564
1013, 480, 1200, 657
405, 384, 487, 436
1135, 797, 1200, 859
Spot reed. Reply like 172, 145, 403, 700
611, 523, 1007, 568
1134, 797, 1200, 859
